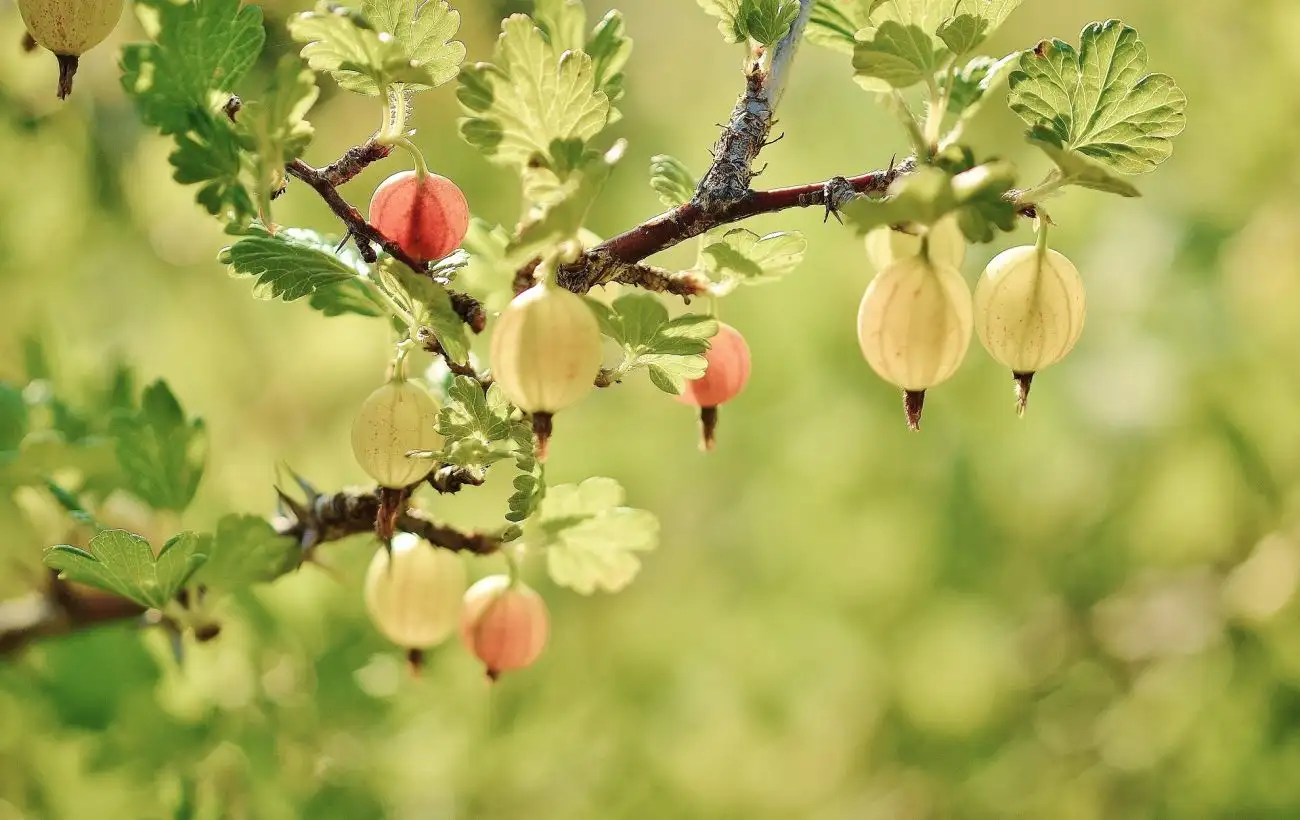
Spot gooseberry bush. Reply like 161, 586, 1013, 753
0, 0, 1186, 677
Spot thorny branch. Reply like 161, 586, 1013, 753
0, 486, 503, 657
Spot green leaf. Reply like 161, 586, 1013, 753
935, 15, 986, 56
110, 381, 207, 512
739, 0, 802, 46
586, 11, 633, 119
195, 515, 298, 592
696, 0, 744, 43
435, 378, 524, 470
700, 229, 807, 285
0, 383, 27, 452
237, 56, 319, 221
455, 220, 516, 311
288, 0, 443, 95
508, 141, 625, 261
937, 0, 1022, 54
506, 426, 544, 524
526, 477, 659, 594
458, 14, 611, 186
649, 155, 697, 208
1008, 20, 1187, 175
589, 294, 718, 394
853, 22, 944, 89
807, 0, 869, 54
374, 259, 472, 362
1027, 131, 1141, 197
45, 530, 208, 610
120, 0, 265, 136
221, 228, 371, 309
362, 0, 466, 93
167, 111, 255, 224
309, 280, 388, 318
840, 163, 1018, 243
943, 53, 1018, 119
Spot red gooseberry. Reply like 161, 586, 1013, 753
460, 575, 549, 681
676, 322, 751, 450
368, 171, 470, 264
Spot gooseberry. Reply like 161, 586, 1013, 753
974, 245, 1086, 414
856, 255, 973, 430
351, 377, 443, 488
864, 215, 966, 272
676, 322, 751, 450
460, 575, 549, 681
489, 281, 602, 460
368, 171, 470, 264
364, 533, 467, 652
18, 0, 123, 99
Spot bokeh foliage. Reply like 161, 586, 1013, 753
2, 0, 1300, 817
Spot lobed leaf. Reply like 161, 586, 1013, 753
589, 294, 718, 395
46, 530, 208, 610
110, 381, 207, 512
649, 155, 698, 208
526, 477, 659, 594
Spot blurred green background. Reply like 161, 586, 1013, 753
3, 0, 1300, 817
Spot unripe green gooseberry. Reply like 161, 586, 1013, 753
974, 245, 1086, 414
857, 255, 973, 429
19, 0, 123, 98
489, 282, 602, 459
864, 215, 966, 272
369, 171, 470, 264
460, 575, 549, 681
351, 378, 443, 488
364, 533, 467, 650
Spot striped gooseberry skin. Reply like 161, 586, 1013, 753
676, 322, 751, 408
368, 171, 470, 264
364, 533, 467, 650
489, 283, 602, 414
974, 246, 1086, 374
460, 575, 549, 680
350, 378, 443, 488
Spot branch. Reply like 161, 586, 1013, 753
693, 0, 815, 211
0, 487, 503, 657
556, 161, 914, 293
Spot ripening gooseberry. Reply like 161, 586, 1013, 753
369, 171, 470, 264
364, 533, 467, 654
864, 215, 966, 272
974, 245, 1086, 415
351, 378, 443, 488
460, 575, 549, 681
19, 0, 123, 99
857, 255, 973, 430
489, 281, 602, 460
676, 322, 751, 450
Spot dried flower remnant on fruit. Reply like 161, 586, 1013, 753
489, 282, 602, 460
974, 245, 1086, 416
460, 575, 549, 681
368, 171, 470, 265
364, 533, 467, 651
351, 378, 443, 488
856, 256, 973, 430
17, 0, 123, 98
676, 322, 751, 450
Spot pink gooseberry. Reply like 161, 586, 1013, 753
368, 171, 470, 264
460, 575, 549, 681
676, 322, 751, 450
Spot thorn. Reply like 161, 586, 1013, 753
752, 162, 769, 177
1013, 372, 1034, 417
903, 390, 926, 431
284, 466, 322, 505
764, 132, 786, 147
334, 229, 354, 254
275, 487, 309, 525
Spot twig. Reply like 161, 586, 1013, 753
1, 488, 502, 656
693, 0, 815, 211
556, 161, 913, 293
319, 140, 393, 187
